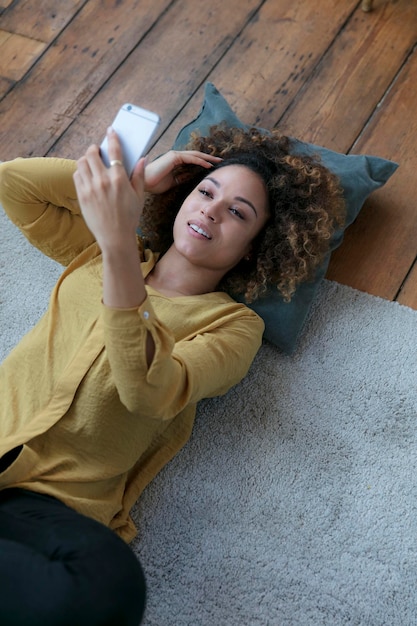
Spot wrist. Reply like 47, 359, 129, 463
101, 237, 146, 309
100, 232, 139, 259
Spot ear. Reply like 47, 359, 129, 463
243, 244, 253, 262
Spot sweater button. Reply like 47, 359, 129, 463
143, 311, 150, 320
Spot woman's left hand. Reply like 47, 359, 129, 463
134, 149, 222, 195
73, 128, 145, 252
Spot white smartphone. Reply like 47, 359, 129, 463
100, 103, 160, 176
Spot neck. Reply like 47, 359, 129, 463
146, 246, 223, 297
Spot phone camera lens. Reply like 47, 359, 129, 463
127, 105, 132, 111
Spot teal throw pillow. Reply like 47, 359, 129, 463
174, 83, 399, 353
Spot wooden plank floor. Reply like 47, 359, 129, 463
0, 0, 416, 311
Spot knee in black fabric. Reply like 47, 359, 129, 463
0, 489, 146, 626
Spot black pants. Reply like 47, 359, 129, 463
0, 488, 146, 626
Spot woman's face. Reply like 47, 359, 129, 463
172, 165, 270, 275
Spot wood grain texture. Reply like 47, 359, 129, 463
196, 0, 359, 130
0, 0, 172, 159
278, 0, 417, 151
327, 48, 417, 299
0, 0, 86, 41
150, 0, 359, 154
50, 0, 264, 160
397, 262, 417, 309
0, 29, 46, 81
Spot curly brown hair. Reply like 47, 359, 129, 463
140, 125, 345, 303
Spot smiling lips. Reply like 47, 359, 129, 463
188, 222, 212, 240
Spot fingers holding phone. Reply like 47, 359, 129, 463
74, 129, 145, 250
74, 100, 159, 253
100, 103, 160, 177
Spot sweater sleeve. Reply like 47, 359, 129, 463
102, 296, 264, 420
0, 157, 95, 266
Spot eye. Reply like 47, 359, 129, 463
199, 188, 212, 198
230, 206, 244, 220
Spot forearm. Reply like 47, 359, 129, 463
0, 157, 96, 265
101, 237, 145, 307
0, 157, 79, 225
101, 237, 155, 366
103, 301, 264, 420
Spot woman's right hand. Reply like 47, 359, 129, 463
74, 129, 145, 253
132, 150, 222, 195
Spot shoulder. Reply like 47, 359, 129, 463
181, 291, 265, 337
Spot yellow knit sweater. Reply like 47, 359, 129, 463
0, 157, 264, 542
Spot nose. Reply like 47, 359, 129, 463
201, 202, 221, 222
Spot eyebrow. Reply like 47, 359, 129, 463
205, 176, 258, 217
